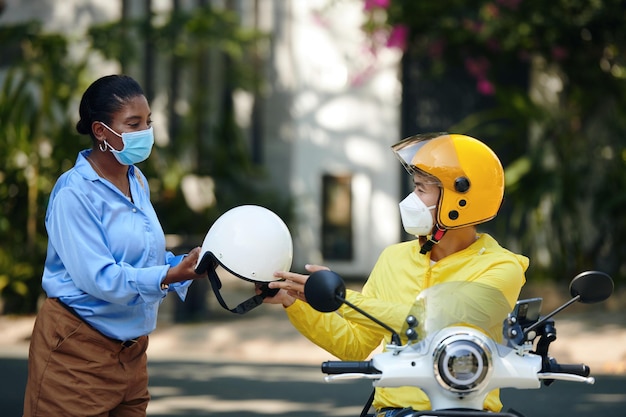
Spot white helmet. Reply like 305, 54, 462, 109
195, 205, 293, 314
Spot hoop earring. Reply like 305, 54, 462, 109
99, 141, 107, 152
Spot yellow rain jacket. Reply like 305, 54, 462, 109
285, 233, 528, 412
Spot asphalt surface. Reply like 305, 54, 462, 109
1, 295, 626, 417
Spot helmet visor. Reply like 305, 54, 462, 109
392, 132, 449, 175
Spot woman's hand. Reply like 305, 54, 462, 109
262, 264, 329, 307
163, 247, 205, 285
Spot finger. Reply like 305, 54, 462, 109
304, 264, 330, 273
273, 271, 308, 285
287, 289, 306, 302
183, 248, 199, 262
273, 270, 300, 279
270, 280, 304, 293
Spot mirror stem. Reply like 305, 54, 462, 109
523, 295, 580, 336
337, 295, 402, 345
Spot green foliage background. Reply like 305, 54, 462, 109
0, 6, 290, 314
366, 0, 626, 283
1, 1, 625, 313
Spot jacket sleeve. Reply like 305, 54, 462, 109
284, 276, 414, 360
285, 290, 388, 360
471, 255, 527, 308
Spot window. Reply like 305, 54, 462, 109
321, 174, 353, 260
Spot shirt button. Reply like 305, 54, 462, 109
132, 208, 137, 213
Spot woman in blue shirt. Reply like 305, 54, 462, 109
23, 74, 206, 416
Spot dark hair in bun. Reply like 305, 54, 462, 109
76, 74, 145, 138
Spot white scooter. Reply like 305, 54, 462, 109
303, 270, 614, 417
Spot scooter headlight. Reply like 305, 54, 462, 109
433, 334, 492, 394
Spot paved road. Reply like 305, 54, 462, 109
2, 357, 625, 417
2, 296, 626, 417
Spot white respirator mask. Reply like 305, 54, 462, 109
399, 192, 437, 236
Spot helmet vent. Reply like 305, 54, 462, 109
454, 177, 470, 193
448, 210, 459, 220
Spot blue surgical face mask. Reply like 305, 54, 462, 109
100, 122, 154, 165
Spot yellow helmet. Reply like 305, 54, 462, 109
392, 133, 504, 229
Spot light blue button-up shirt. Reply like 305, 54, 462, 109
42, 150, 191, 341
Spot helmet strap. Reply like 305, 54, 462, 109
420, 224, 447, 255
207, 268, 279, 314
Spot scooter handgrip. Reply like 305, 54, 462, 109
551, 363, 590, 377
321, 360, 379, 375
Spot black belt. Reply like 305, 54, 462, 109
119, 338, 139, 348
55, 298, 140, 348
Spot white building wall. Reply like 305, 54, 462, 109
263, 0, 403, 277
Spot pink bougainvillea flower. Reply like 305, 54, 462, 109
477, 78, 496, 96
386, 24, 409, 51
369, 28, 389, 52
364, 0, 390, 11
350, 65, 376, 87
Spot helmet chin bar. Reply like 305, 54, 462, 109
420, 224, 447, 254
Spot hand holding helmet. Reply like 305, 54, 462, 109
264, 264, 330, 307
162, 247, 205, 287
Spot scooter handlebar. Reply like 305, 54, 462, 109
549, 362, 590, 377
321, 360, 380, 375
539, 359, 594, 384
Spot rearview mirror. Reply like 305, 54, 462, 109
304, 270, 346, 312
569, 270, 613, 304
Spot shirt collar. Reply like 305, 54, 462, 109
76, 149, 136, 181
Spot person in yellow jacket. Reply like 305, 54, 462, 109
264, 132, 529, 416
